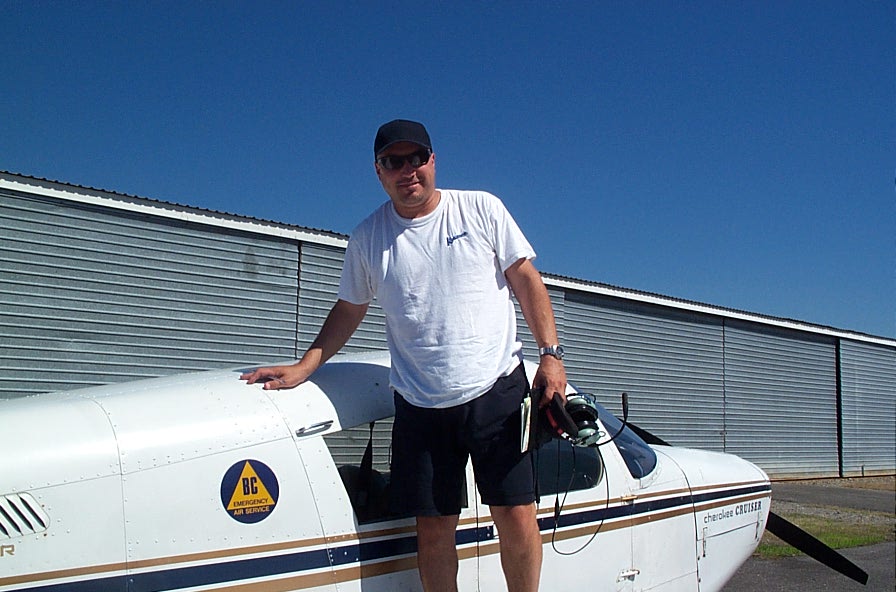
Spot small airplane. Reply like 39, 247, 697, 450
0, 350, 867, 591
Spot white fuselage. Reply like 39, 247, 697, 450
0, 352, 770, 592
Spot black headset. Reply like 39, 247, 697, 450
542, 393, 602, 447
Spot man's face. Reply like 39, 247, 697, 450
375, 141, 438, 219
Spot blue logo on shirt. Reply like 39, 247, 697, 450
446, 231, 468, 246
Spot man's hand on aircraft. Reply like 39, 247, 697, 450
240, 364, 310, 390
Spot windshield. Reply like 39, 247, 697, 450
594, 402, 658, 479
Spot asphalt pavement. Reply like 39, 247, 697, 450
723, 482, 895, 592
770, 482, 895, 514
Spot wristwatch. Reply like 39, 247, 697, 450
538, 344, 565, 360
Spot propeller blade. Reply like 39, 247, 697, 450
765, 510, 868, 584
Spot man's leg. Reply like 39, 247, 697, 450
491, 503, 542, 592
416, 514, 460, 592
390, 394, 469, 591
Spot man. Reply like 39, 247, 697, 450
241, 119, 566, 592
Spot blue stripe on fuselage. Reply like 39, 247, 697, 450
8, 484, 768, 592
539, 483, 770, 531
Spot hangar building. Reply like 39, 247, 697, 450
1, 171, 893, 479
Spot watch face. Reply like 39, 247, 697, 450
541, 345, 564, 359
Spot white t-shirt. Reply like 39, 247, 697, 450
338, 189, 536, 408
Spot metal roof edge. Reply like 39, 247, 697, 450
542, 273, 896, 348
0, 170, 349, 248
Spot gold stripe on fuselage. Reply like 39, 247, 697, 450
1, 481, 769, 591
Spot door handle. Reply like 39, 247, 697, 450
295, 420, 334, 437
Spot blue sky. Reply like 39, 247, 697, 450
3, 1, 893, 338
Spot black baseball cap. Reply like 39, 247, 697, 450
374, 119, 432, 156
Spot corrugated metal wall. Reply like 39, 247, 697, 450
297, 242, 387, 353
563, 291, 726, 451
0, 190, 298, 398
514, 285, 565, 365
2, 177, 893, 478
724, 321, 839, 477
839, 339, 896, 476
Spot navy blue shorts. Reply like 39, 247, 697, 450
389, 364, 533, 516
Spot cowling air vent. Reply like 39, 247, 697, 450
0, 492, 50, 539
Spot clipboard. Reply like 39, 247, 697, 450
520, 387, 545, 453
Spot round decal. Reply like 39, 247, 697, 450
220, 459, 279, 523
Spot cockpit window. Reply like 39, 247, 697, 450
594, 403, 658, 479
323, 400, 656, 522
324, 419, 408, 524
325, 418, 448, 524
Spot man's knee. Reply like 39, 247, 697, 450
416, 515, 460, 544
491, 504, 540, 536
491, 503, 536, 522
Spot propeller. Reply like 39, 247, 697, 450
765, 511, 868, 585
626, 422, 869, 585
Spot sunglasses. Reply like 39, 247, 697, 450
376, 149, 432, 171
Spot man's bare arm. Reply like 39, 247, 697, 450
504, 258, 567, 404
240, 299, 369, 390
